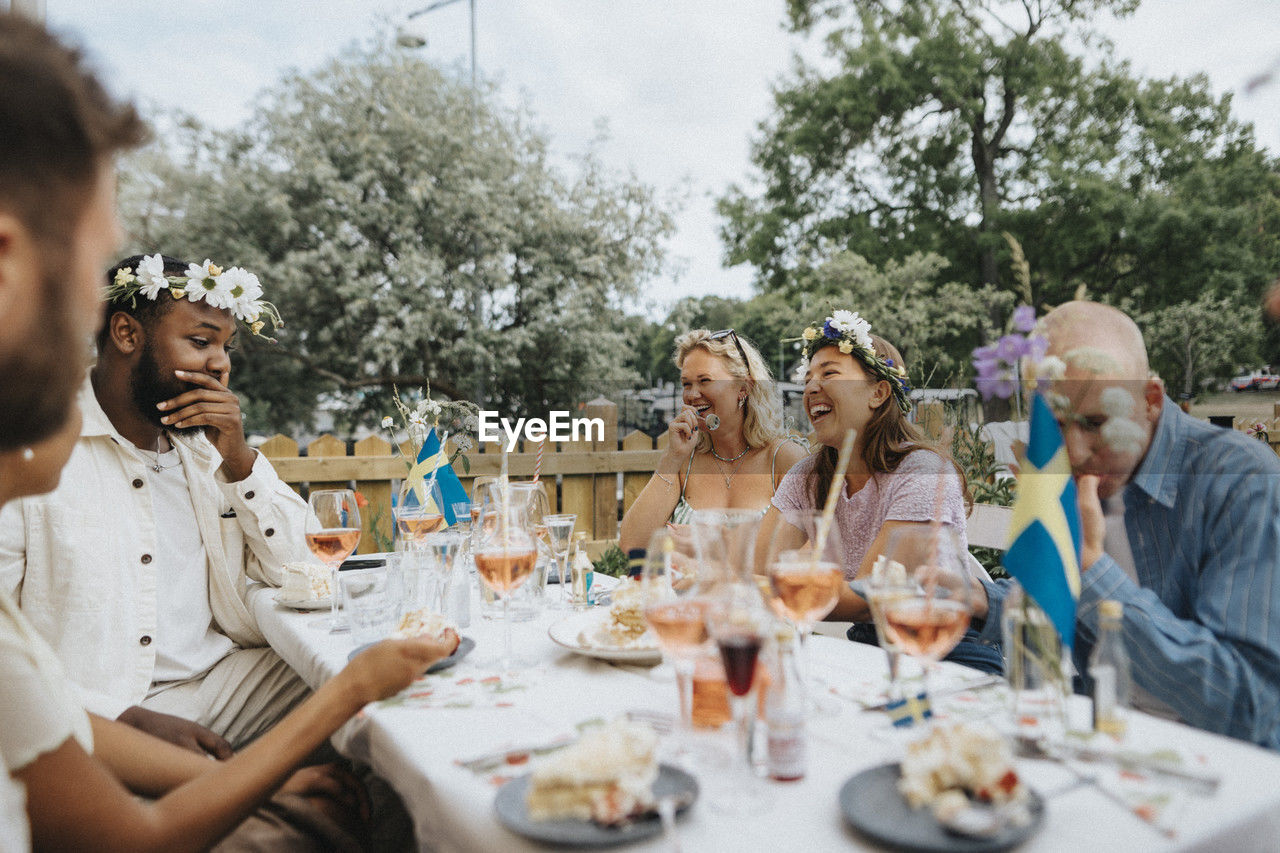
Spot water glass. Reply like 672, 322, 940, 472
340, 565, 397, 645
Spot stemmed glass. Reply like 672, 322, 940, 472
640, 527, 713, 764
394, 475, 447, 546
543, 513, 577, 608
877, 525, 978, 723
691, 508, 771, 813
474, 486, 538, 671
861, 559, 917, 706
762, 509, 846, 715
305, 489, 361, 633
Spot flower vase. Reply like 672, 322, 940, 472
1001, 581, 1070, 742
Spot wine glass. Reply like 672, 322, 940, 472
394, 474, 447, 547
762, 509, 846, 715
474, 485, 538, 671
543, 513, 577, 608
861, 557, 917, 707
690, 508, 771, 813
640, 527, 715, 764
481, 480, 552, 618
306, 489, 361, 633
877, 525, 978, 724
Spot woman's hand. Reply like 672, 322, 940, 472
666, 406, 701, 459
342, 630, 461, 705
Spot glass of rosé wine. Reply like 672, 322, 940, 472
762, 509, 847, 715
306, 489, 362, 634
640, 528, 711, 752
474, 483, 538, 671
877, 524, 979, 720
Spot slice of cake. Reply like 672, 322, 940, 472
526, 718, 659, 825
390, 608, 456, 641
280, 562, 332, 601
898, 723, 1027, 816
579, 582, 656, 649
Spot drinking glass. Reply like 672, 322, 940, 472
691, 508, 771, 812
877, 525, 978, 722
419, 529, 466, 613
474, 487, 538, 671
394, 474, 447, 548
641, 528, 718, 763
543, 513, 577, 608
340, 565, 396, 645
762, 509, 846, 715
861, 564, 917, 705
479, 480, 551, 620
306, 489, 361, 633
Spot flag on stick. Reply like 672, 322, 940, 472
404, 430, 470, 525
1002, 393, 1083, 648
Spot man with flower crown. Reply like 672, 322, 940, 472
0, 253, 314, 757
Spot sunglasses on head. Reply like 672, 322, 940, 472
709, 329, 752, 380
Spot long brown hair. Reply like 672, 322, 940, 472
806, 334, 971, 512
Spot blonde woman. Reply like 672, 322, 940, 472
620, 329, 806, 551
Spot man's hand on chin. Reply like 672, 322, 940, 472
1075, 474, 1105, 572
157, 369, 256, 480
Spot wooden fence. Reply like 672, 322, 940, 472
262, 399, 673, 554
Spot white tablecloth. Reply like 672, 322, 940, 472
249, 585, 1280, 852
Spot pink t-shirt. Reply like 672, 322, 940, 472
770, 448, 968, 579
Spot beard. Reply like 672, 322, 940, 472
0, 279, 88, 452
129, 339, 203, 437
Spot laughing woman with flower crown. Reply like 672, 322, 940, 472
619, 329, 807, 553
761, 310, 1003, 674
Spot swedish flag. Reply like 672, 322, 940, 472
403, 430, 470, 525
1002, 393, 1083, 648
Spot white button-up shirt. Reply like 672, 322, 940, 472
0, 374, 310, 718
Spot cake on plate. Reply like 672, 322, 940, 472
391, 608, 456, 641
526, 718, 659, 825
280, 562, 332, 601
578, 582, 656, 650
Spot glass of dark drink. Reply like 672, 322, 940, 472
692, 507, 772, 812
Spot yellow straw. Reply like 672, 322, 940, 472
814, 429, 857, 562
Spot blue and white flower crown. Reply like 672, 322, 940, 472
106, 254, 282, 339
799, 310, 912, 413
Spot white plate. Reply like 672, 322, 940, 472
548, 611, 662, 665
274, 592, 334, 611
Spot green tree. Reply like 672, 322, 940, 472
1142, 295, 1262, 397
720, 0, 1280, 318
119, 43, 674, 433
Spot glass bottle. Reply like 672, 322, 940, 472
571, 531, 594, 605
765, 630, 807, 781
1089, 600, 1131, 739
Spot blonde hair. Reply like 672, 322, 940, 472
673, 329, 786, 452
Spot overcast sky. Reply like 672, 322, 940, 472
43, 1, 1280, 318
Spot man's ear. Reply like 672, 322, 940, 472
1144, 376, 1165, 418
0, 212, 40, 325
106, 310, 144, 356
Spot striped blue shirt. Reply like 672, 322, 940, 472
983, 399, 1280, 749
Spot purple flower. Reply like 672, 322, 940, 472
1025, 335, 1049, 363
972, 344, 997, 363
1011, 305, 1037, 333
994, 334, 1028, 363
822, 319, 839, 339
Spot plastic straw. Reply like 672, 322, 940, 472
532, 436, 546, 486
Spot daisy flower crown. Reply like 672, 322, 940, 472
105, 254, 283, 340
798, 310, 912, 413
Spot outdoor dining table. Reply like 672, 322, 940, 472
247, 583, 1280, 852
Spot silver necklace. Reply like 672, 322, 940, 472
711, 454, 747, 490
709, 441, 750, 463
143, 436, 181, 473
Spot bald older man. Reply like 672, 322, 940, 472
980, 301, 1280, 749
